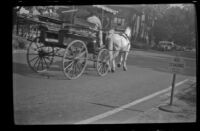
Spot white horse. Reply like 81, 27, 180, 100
106, 27, 131, 72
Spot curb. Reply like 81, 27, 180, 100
123, 80, 196, 123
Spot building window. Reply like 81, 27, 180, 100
114, 17, 118, 23
113, 17, 125, 26
121, 19, 125, 26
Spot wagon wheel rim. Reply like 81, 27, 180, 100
26, 37, 54, 73
97, 49, 110, 76
63, 40, 88, 80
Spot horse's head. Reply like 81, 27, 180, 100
125, 27, 131, 38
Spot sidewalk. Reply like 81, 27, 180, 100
124, 80, 196, 123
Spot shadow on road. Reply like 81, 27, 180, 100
88, 102, 144, 113
13, 61, 100, 80
13, 62, 34, 76
13, 61, 65, 80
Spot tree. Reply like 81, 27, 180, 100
145, 4, 170, 45
150, 4, 196, 48
13, 6, 22, 24
131, 4, 170, 44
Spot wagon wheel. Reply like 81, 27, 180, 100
96, 49, 110, 76
63, 40, 88, 80
26, 37, 54, 73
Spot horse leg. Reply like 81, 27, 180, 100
112, 50, 119, 72
123, 51, 129, 71
108, 53, 112, 72
108, 38, 113, 72
117, 52, 123, 68
111, 58, 115, 72
110, 51, 115, 72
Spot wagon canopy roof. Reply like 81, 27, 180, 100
92, 5, 118, 15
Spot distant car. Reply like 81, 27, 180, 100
192, 48, 196, 52
174, 44, 183, 51
184, 47, 194, 52
158, 41, 175, 51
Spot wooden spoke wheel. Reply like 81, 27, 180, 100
96, 49, 110, 76
26, 37, 54, 73
63, 40, 88, 80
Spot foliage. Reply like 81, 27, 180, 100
12, 35, 29, 49
151, 4, 196, 48
13, 5, 196, 48
129, 4, 195, 48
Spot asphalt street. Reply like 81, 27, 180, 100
13, 50, 196, 124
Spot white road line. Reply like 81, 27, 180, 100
74, 79, 188, 124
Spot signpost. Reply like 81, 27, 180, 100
159, 56, 186, 112
168, 57, 185, 74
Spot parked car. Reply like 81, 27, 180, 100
184, 46, 194, 52
191, 48, 196, 52
158, 41, 175, 51
174, 44, 183, 51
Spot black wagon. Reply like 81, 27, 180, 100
21, 5, 118, 79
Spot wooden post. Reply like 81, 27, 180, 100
158, 53, 183, 113
170, 73, 176, 105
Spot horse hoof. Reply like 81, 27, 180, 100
111, 69, 115, 73
117, 64, 121, 67
123, 67, 127, 71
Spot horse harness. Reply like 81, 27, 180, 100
116, 32, 131, 49
106, 32, 130, 53
117, 32, 130, 42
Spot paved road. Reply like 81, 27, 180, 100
13, 50, 196, 124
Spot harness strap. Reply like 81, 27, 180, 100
117, 32, 131, 48
117, 32, 129, 41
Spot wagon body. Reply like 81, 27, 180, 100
22, 5, 118, 79
32, 15, 99, 54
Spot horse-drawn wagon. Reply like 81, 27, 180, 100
19, 5, 118, 79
